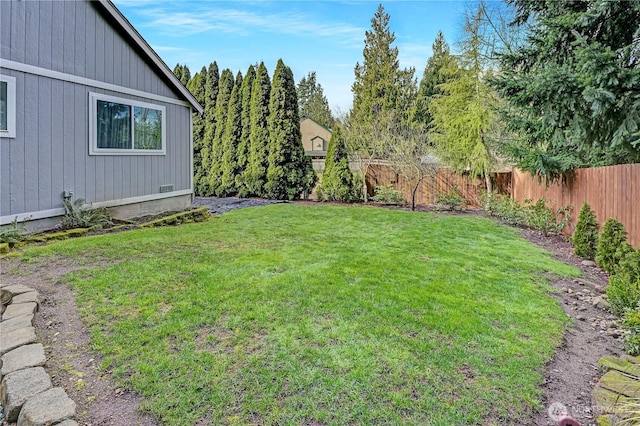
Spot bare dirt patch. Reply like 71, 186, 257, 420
0, 257, 158, 426
519, 228, 622, 426
0, 203, 623, 426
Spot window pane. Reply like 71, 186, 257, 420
134, 106, 162, 150
0, 81, 7, 132
96, 100, 131, 149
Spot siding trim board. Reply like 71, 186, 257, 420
0, 188, 193, 225
1, 59, 190, 108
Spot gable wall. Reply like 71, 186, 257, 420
0, 1, 193, 223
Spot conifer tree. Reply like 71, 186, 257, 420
235, 65, 256, 190
428, 6, 498, 194
297, 71, 334, 129
572, 203, 599, 260
187, 67, 207, 195
349, 4, 416, 201
208, 69, 234, 196
495, 0, 640, 182
219, 71, 244, 196
317, 124, 356, 202
172, 63, 191, 86
265, 59, 316, 200
240, 62, 271, 197
413, 31, 457, 129
198, 62, 219, 195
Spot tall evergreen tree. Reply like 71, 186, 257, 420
297, 71, 335, 129
349, 4, 416, 201
240, 62, 271, 197
317, 124, 356, 202
495, 0, 640, 182
208, 69, 235, 196
235, 65, 256, 190
412, 31, 457, 129
219, 71, 244, 196
265, 59, 317, 200
429, 6, 499, 194
198, 62, 219, 195
187, 67, 207, 195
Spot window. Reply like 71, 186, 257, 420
89, 92, 165, 155
0, 75, 16, 139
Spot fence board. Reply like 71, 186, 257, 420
512, 164, 640, 247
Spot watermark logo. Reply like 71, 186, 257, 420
548, 402, 569, 422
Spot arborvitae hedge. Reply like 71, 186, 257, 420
235, 65, 255, 190
208, 69, 234, 196
572, 203, 599, 260
219, 72, 243, 197
265, 59, 317, 200
197, 62, 219, 195
240, 62, 271, 198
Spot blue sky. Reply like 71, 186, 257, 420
114, 1, 479, 113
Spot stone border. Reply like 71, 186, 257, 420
0, 282, 77, 425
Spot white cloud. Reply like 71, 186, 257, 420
131, 4, 365, 45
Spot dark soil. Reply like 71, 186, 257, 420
0, 200, 622, 426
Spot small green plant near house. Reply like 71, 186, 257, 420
572, 203, 599, 260
596, 218, 633, 275
435, 186, 464, 211
0, 218, 27, 244
61, 198, 113, 230
371, 184, 404, 204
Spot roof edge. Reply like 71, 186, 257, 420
96, 0, 204, 114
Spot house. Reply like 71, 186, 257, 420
300, 116, 332, 158
0, 0, 203, 231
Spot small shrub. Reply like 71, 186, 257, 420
0, 218, 27, 244
523, 198, 571, 237
435, 187, 464, 211
61, 198, 113, 230
572, 203, 599, 260
622, 310, 640, 356
596, 218, 632, 274
371, 184, 404, 204
607, 250, 640, 316
607, 272, 640, 316
481, 192, 526, 225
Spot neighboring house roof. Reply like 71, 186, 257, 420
95, 0, 203, 114
300, 115, 332, 133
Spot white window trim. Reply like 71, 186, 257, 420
89, 92, 166, 155
0, 75, 17, 139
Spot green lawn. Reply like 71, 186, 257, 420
21, 204, 578, 425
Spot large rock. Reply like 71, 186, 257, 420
0, 344, 46, 379
2, 302, 38, 319
17, 387, 76, 426
0, 367, 52, 422
592, 296, 611, 311
11, 291, 40, 307
0, 327, 37, 356
0, 314, 34, 334
0, 284, 34, 304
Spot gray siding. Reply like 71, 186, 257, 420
0, 1, 193, 220
1, 1, 177, 98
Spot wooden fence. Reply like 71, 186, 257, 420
512, 164, 640, 247
366, 164, 511, 208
